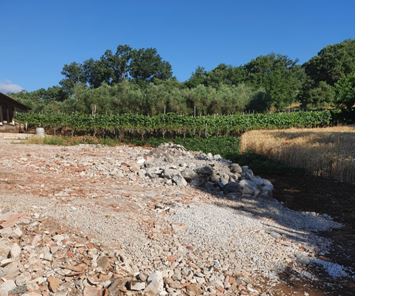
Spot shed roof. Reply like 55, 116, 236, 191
0, 92, 31, 111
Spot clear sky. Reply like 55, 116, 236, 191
0, 0, 354, 92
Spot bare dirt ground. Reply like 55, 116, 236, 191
0, 133, 354, 295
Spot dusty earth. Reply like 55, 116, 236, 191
0, 133, 354, 295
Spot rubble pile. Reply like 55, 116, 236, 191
80, 143, 274, 199
142, 143, 274, 199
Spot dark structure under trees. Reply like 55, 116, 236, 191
0, 92, 30, 124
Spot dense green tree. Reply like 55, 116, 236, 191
186, 65, 247, 88
13, 86, 66, 112
82, 59, 112, 88
244, 54, 281, 86
304, 39, 354, 86
184, 54, 305, 111
207, 64, 246, 87
20, 40, 354, 116
24, 86, 66, 101
334, 72, 355, 111
59, 62, 86, 95
102, 45, 133, 84
55, 80, 257, 116
299, 81, 336, 110
129, 48, 172, 82
185, 66, 209, 88
300, 39, 354, 110
245, 91, 271, 113
245, 54, 305, 111
59, 46, 172, 95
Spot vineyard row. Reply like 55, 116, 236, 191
16, 111, 337, 137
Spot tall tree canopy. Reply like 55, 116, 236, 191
245, 54, 305, 111
59, 45, 173, 95
185, 54, 305, 111
300, 39, 355, 110
304, 39, 355, 85
17, 39, 354, 115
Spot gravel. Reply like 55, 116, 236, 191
0, 138, 350, 295
170, 202, 341, 278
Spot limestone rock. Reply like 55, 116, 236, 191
144, 271, 164, 296
0, 280, 16, 296
127, 281, 146, 291
9, 243, 21, 258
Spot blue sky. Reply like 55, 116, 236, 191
0, 0, 354, 92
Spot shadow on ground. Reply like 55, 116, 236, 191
191, 152, 355, 296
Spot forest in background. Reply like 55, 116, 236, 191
13, 39, 354, 116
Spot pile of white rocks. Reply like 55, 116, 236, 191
141, 143, 274, 199
75, 143, 274, 199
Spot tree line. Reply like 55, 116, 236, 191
14, 39, 354, 115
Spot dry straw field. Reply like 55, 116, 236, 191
240, 126, 355, 183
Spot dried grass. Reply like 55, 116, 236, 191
240, 126, 355, 183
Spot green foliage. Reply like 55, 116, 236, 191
185, 64, 247, 88
304, 39, 355, 86
59, 45, 173, 94
185, 54, 305, 111
16, 40, 353, 117
16, 111, 334, 138
129, 48, 173, 82
28, 135, 119, 146
299, 81, 336, 110
12, 87, 65, 112
334, 73, 355, 111
185, 67, 209, 88
60, 62, 86, 95
262, 60, 305, 111
300, 39, 355, 110
45, 80, 258, 116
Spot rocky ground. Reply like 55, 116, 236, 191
0, 134, 353, 295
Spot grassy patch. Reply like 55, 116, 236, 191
26, 135, 119, 146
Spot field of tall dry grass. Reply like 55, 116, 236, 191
240, 126, 355, 183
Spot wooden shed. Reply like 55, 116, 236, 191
0, 92, 30, 124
